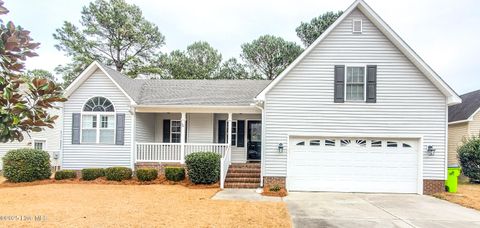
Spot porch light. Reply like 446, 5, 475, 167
427, 145, 436, 156
278, 143, 284, 153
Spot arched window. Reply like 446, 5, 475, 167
83, 97, 115, 112
81, 97, 115, 144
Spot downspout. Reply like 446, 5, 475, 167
130, 106, 136, 170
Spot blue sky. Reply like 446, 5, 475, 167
4, 0, 480, 94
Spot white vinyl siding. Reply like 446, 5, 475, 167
135, 113, 156, 143
62, 69, 132, 169
264, 9, 447, 180
186, 113, 214, 143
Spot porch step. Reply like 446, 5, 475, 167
224, 163, 261, 189
224, 182, 259, 189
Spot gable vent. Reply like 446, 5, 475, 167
353, 19, 362, 33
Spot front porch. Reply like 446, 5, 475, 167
133, 108, 262, 188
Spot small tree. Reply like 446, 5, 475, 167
0, 1, 66, 142
458, 135, 480, 182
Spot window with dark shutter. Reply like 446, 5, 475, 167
366, 65, 377, 103
237, 120, 245, 147
163, 119, 170, 143
334, 65, 345, 103
218, 120, 226, 143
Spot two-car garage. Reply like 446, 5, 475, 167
287, 137, 421, 194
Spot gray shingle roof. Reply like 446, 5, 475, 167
98, 63, 270, 106
449, 89, 480, 122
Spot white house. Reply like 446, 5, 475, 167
60, 0, 460, 195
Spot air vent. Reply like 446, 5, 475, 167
353, 19, 362, 33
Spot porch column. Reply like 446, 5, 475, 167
180, 112, 186, 163
227, 113, 232, 145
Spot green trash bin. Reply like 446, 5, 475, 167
445, 166, 461, 193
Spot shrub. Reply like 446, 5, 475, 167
269, 184, 281, 192
185, 152, 220, 184
136, 168, 158, 182
2, 148, 51, 182
165, 167, 185, 182
81, 168, 105, 181
54, 170, 77, 180
105, 167, 132, 181
458, 135, 480, 181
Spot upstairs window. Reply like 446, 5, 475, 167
345, 66, 366, 101
81, 97, 115, 144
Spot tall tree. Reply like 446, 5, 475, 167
241, 35, 303, 80
160, 41, 222, 79
53, 0, 166, 86
23, 69, 56, 82
215, 58, 250, 79
0, 1, 65, 142
296, 11, 343, 47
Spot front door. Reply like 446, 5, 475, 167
247, 121, 261, 161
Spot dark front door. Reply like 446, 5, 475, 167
247, 121, 261, 160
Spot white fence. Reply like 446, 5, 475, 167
220, 146, 232, 189
136, 143, 230, 162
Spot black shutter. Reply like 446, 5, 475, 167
334, 65, 345, 103
366, 65, 377, 103
184, 121, 187, 143
72, 113, 81, 144
163, 119, 170, 143
237, 120, 245, 147
218, 120, 226, 143
115, 113, 125, 145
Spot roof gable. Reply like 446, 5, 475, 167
449, 89, 480, 123
256, 0, 461, 105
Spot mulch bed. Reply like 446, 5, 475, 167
0, 176, 219, 189
261, 186, 288, 197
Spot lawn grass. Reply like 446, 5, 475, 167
0, 183, 291, 227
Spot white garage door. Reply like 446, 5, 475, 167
287, 137, 420, 193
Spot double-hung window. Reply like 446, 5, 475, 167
171, 120, 181, 143
231, 121, 237, 146
81, 97, 115, 144
345, 66, 366, 101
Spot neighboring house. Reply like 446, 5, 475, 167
0, 106, 63, 170
448, 90, 480, 166
61, 0, 461, 195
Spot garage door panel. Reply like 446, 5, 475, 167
288, 137, 419, 193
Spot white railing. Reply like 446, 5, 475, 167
185, 143, 230, 158
135, 142, 230, 162
220, 146, 232, 189
136, 143, 182, 162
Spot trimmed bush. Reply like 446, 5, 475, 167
105, 167, 132, 181
165, 167, 185, 182
458, 135, 480, 181
185, 152, 220, 184
81, 168, 105, 181
136, 168, 158, 182
2, 148, 51, 182
54, 170, 77, 180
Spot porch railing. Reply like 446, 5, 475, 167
135, 142, 230, 162
220, 146, 232, 189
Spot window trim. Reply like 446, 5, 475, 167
32, 138, 47, 150
231, 120, 237, 146
170, 120, 181, 143
80, 96, 116, 144
344, 65, 367, 102
352, 19, 363, 33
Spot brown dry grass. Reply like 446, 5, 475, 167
0, 183, 291, 227
434, 184, 480, 211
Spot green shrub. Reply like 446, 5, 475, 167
458, 135, 480, 181
165, 167, 185, 182
54, 170, 77, 180
105, 167, 132, 181
2, 148, 51, 182
136, 168, 158, 182
269, 184, 281, 192
185, 152, 220, 184
81, 168, 105, 181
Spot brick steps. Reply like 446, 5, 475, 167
224, 163, 261, 189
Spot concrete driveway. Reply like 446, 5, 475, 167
285, 192, 480, 228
